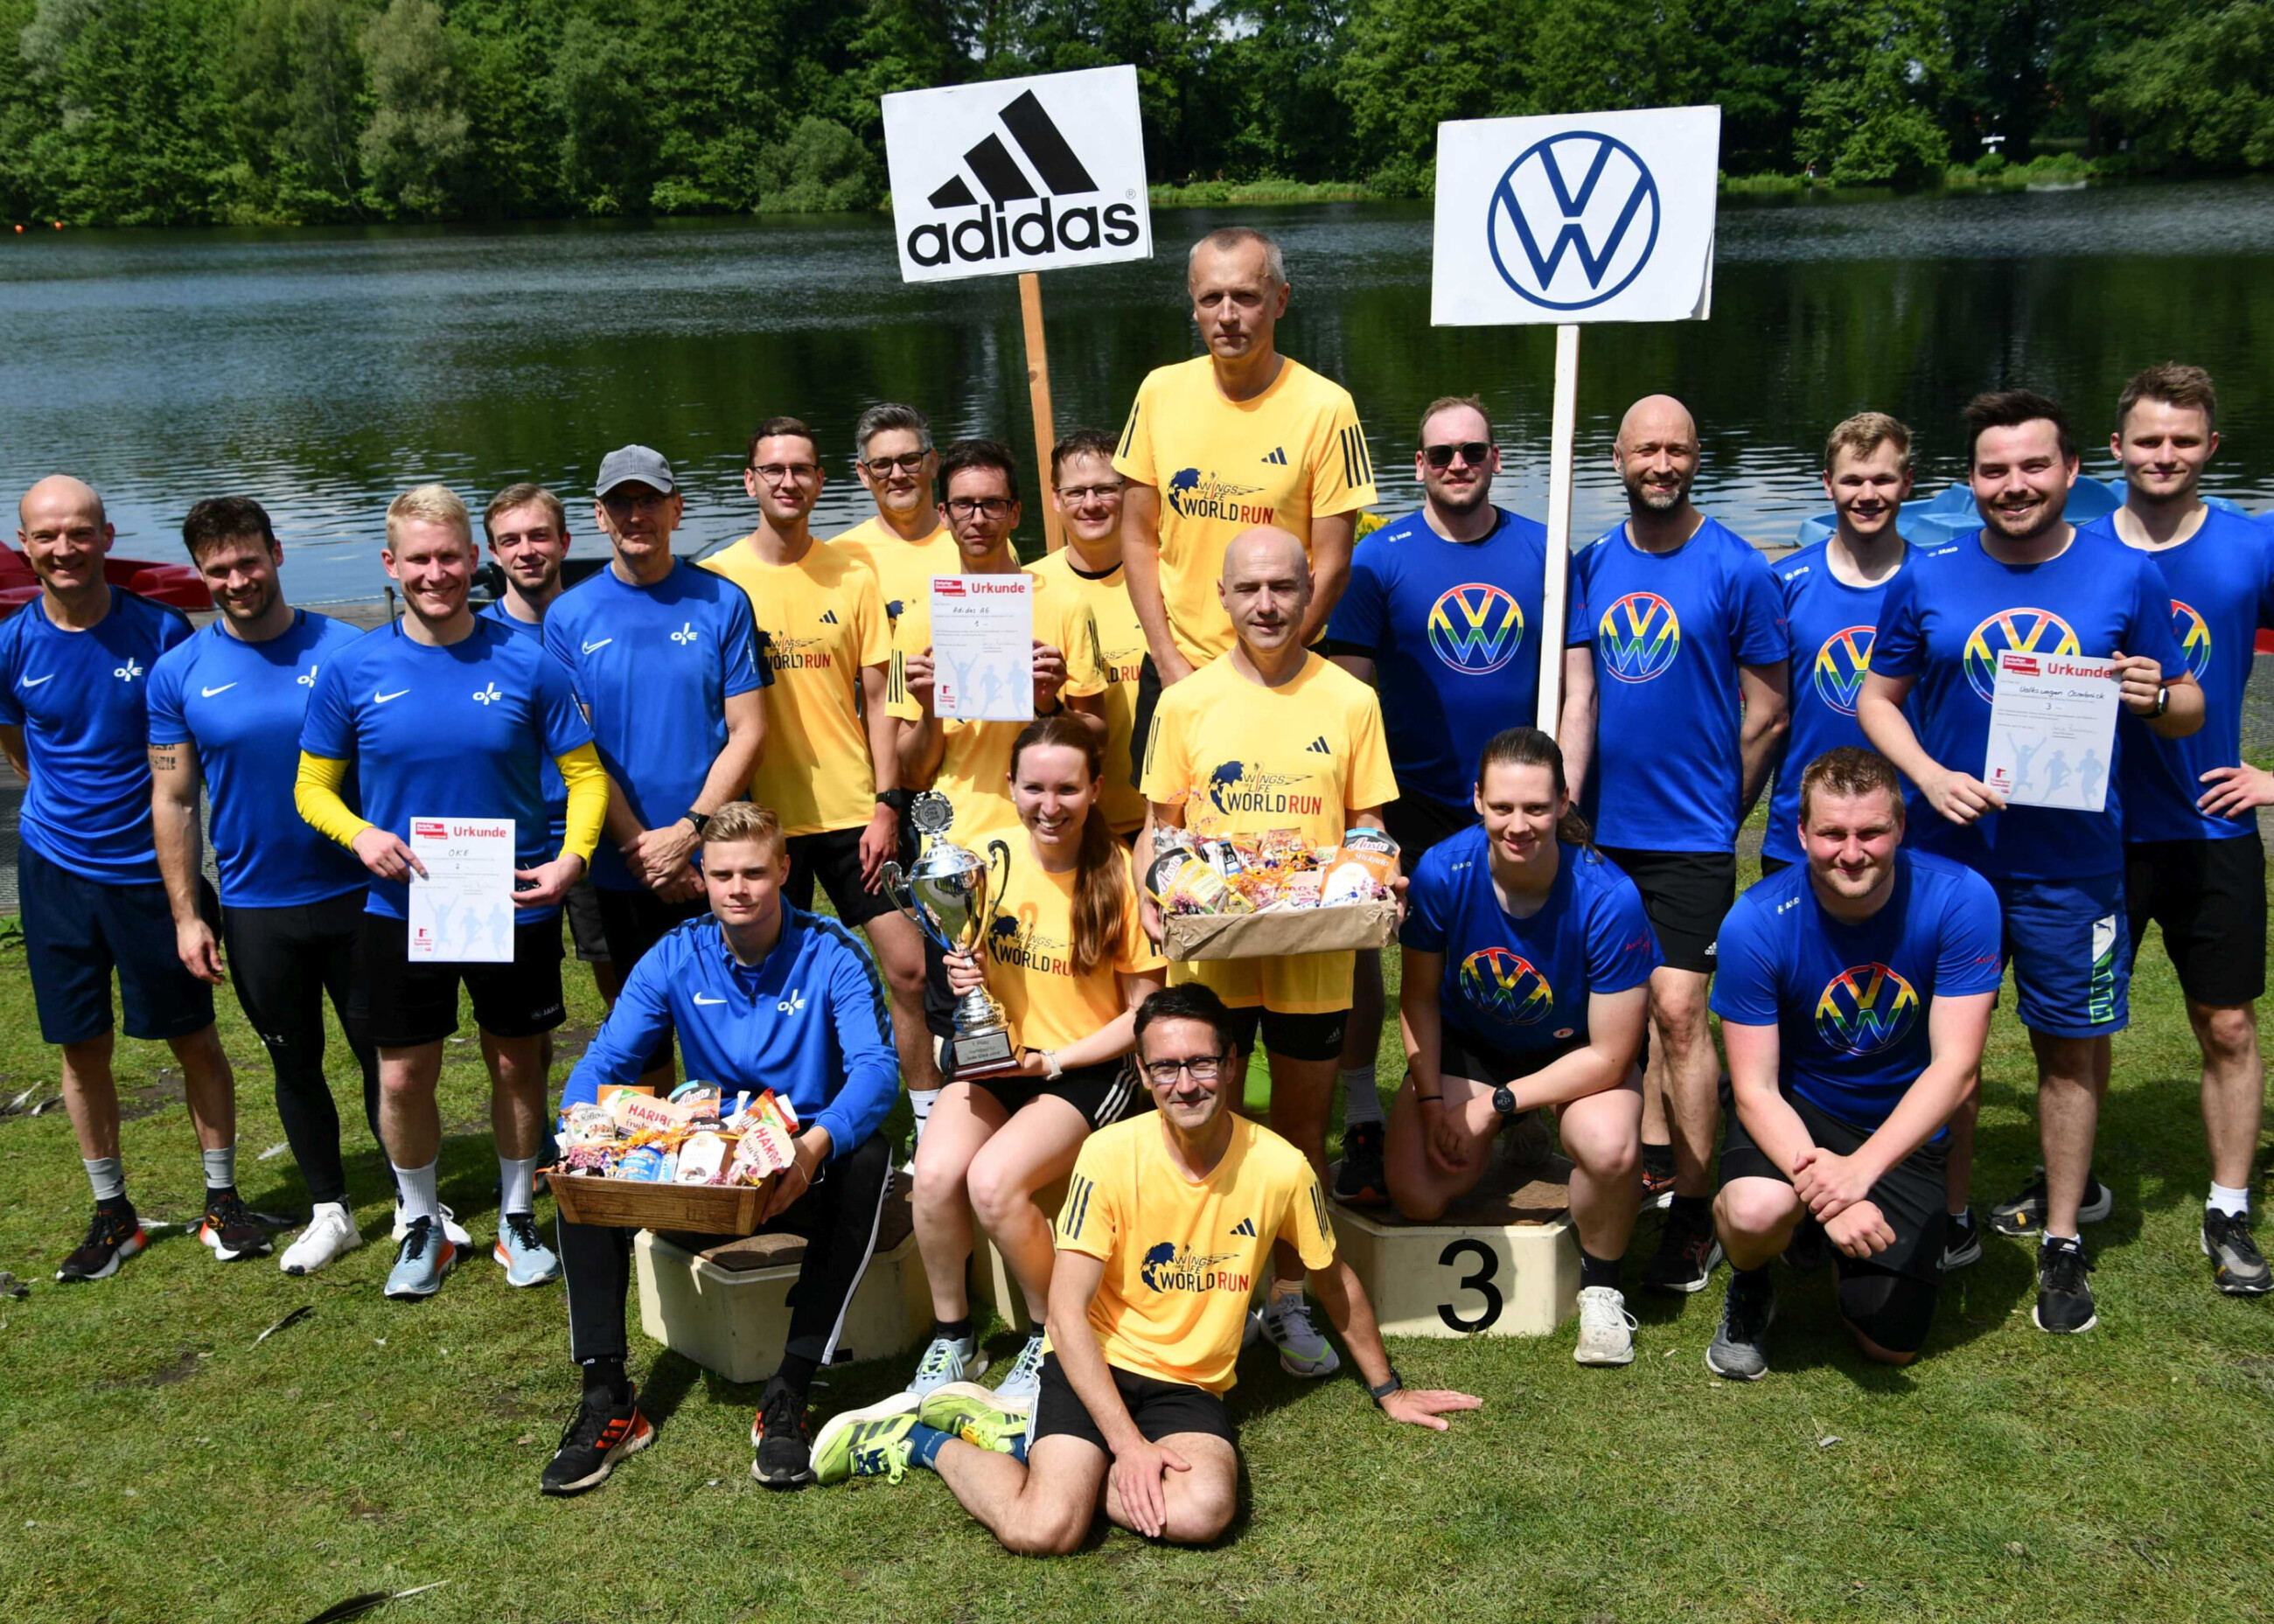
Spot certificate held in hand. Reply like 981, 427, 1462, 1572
1982, 650, 2119, 813
408, 816, 517, 962
931, 575, 1036, 722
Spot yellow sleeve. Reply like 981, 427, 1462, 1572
1309, 387, 1378, 519
294, 752, 373, 849
1119, 871, 1166, 975
1277, 1160, 1339, 1271
886, 612, 922, 721
1054, 597, 1106, 700
1054, 1141, 1120, 1260
555, 742, 607, 863
852, 568, 890, 668
1110, 373, 1156, 486
1346, 688, 1399, 811
1136, 687, 1189, 809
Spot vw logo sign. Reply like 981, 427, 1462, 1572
1487, 131, 1660, 311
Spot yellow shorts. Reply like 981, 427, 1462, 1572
1168, 949, 1355, 1015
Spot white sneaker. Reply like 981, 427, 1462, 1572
394, 1202, 471, 1249
279, 1202, 363, 1277
1260, 1292, 1340, 1378
1573, 1285, 1637, 1366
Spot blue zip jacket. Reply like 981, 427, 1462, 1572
559, 906, 898, 1160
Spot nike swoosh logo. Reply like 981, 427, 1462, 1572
582, 638, 614, 654
200, 683, 238, 698
374, 688, 410, 703
18, 673, 52, 687
692, 993, 726, 1006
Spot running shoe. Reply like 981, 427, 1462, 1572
907, 1332, 987, 1397
2203, 1209, 2271, 1296
994, 1331, 1048, 1410
1782, 1219, 1829, 1275
494, 1212, 562, 1287
1990, 1167, 2112, 1237
280, 1202, 363, 1276
1260, 1291, 1341, 1377
750, 1377, 814, 1488
1639, 1146, 1677, 1211
393, 1201, 472, 1249
1572, 1285, 1637, 1366
1941, 1206, 1983, 1272
56, 1202, 146, 1283
918, 1383, 1026, 1453
1331, 1120, 1388, 1207
813, 1407, 921, 1486
198, 1189, 273, 1262
540, 1391, 652, 1497
1706, 1270, 1777, 1381
2033, 1237, 2096, 1334
383, 1216, 457, 1300
1643, 1209, 1723, 1294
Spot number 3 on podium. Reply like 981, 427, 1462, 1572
1436, 1237, 1504, 1333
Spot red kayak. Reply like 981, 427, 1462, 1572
0, 550, 213, 617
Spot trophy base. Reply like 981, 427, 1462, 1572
949, 1028, 1020, 1079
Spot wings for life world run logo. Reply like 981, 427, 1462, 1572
1598, 592, 1680, 683
2169, 598, 2214, 682
1140, 1244, 1250, 1295
1812, 625, 1876, 716
1814, 963, 1920, 1055
1206, 761, 1324, 820
1963, 607, 2079, 702
1459, 946, 1554, 1027
1166, 468, 1275, 527
905, 88, 1142, 271
1428, 583, 1525, 675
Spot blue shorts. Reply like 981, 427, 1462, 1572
1992, 873, 2129, 1039
17, 843, 216, 1046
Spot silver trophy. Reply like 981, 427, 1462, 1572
882, 792, 1017, 1077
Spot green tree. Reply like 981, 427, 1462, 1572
1794, 0, 1950, 183
1335, 0, 1534, 192
2095, 0, 2274, 169
1527, 0, 1698, 116
226, 0, 371, 220
357, 0, 467, 214
754, 114, 879, 210
549, 10, 652, 213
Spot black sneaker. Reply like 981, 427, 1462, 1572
750, 1377, 814, 1488
1332, 1120, 1387, 1207
2033, 1238, 2097, 1334
541, 1390, 653, 1497
1942, 1206, 1983, 1271
1639, 1146, 1677, 1211
1643, 1207, 1724, 1294
1990, 1167, 2113, 1237
2203, 1209, 2272, 1296
1706, 1269, 1776, 1381
1781, 1218, 1828, 1274
57, 1202, 147, 1283
198, 1188, 273, 1262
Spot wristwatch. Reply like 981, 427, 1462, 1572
1036, 694, 1064, 718
680, 809, 711, 838
1368, 1368, 1404, 1406
1491, 1084, 1518, 1118
2153, 684, 2170, 718
875, 788, 915, 814
1039, 1049, 1064, 1080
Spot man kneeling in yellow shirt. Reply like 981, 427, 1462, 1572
813, 983, 1476, 1549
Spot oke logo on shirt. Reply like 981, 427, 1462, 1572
1963, 607, 2078, 702
1459, 946, 1554, 1026
2169, 599, 2214, 683
1598, 592, 1680, 683
1427, 583, 1525, 675
1812, 626, 1876, 716
1814, 963, 1919, 1054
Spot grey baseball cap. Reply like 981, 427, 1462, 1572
595, 444, 676, 497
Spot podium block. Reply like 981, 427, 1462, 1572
1328, 1155, 1580, 1338
966, 1174, 1071, 1335
634, 1184, 930, 1384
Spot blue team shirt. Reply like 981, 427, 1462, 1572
1402, 826, 1661, 1059
0, 590, 191, 883
299, 617, 593, 920
559, 908, 897, 1160
2084, 509, 2274, 844
1323, 506, 1547, 809
1873, 526, 2187, 880
1711, 851, 2005, 1131
1566, 516, 1789, 852
1763, 540, 1907, 865
478, 602, 568, 846
146, 610, 369, 910
542, 561, 767, 891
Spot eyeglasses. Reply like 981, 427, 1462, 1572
863, 453, 928, 476
753, 463, 818, 482
1055, 483, 1125, 504
1142, 1054, 1227, 1086
945, 497, 1014, 519
1421, 442, 1493, 470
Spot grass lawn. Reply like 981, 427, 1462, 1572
3, 889, 2271, 1624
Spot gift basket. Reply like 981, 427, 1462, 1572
1148, 826, 1402, 961
547, 1082, 802, 1233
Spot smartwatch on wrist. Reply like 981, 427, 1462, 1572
681, 809, 711, 839
1368, 1368, 1404, 1406
2153, 684, 2170, 718
1039, 1049, 1064, 1080
875, 788, 915, 814
1491, 1084, 1518, 1118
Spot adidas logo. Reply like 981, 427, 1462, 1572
1261, 447, 1288, 466
1306, 735, 1332, 755
820, 610, 839, 624
899, 85, 1143, 271
1230, 1216, 1257, 1237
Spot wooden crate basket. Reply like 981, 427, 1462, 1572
550, 1171, 778, 1234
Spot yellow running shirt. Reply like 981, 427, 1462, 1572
1053, 1114, 1338, 1394
1140, 652, 1398, 1013
1113, 354, 1378, 665
971, 829, 1163, 1054
887, 573, 1106, 837
700, 538, 889, 839
830, 514, 960, 624
1025, 548, 1147, 833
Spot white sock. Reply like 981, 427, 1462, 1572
910, 1088, 939, 1142
2043, 1230, 2082, 1249
202, 1145, 236, 1192
499, 1154, 537, 1217
84, 1156, 126, 1203
394, 1160, 440, 1226
1339, 1065, 1384, 1128
2208, 1182, 2250, 1218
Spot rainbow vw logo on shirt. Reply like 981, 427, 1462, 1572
1459, 946, 1554, 1026
1963, 607, 2078, 702
1811, 625, 1876, 716
1598, 592, 1680, 683
1427, 582, 1525, 675
2169, 599, 2213, 682
1814, 963, 1919, 1054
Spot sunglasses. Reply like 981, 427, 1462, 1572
1421, 442, 1494, 470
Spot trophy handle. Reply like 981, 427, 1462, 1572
878, 861, 931, 948
984, 836, 1015, 936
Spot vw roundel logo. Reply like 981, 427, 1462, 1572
1487, 131, 1660, 311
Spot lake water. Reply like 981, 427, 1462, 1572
4, 179, 2274, 606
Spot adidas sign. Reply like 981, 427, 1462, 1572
883, 66, 1153, 284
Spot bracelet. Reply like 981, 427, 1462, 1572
1368, 1368, 1404, 1405
1040, 1049, 1064, 1081
1416, 1094, 1444, 1105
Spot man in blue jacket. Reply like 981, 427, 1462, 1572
541, 800, 900, 1498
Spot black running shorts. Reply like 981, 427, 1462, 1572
1594, 846, 1735, 976
359, 911, 565, 1048
1031, 1351, 1234, 1453
785, 826, 899, 929
2124, 833, 2266, 1007
1721, 1090, 1948, 1286
1382, 792, 1477, 876
966, 1058, 1149, 1131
